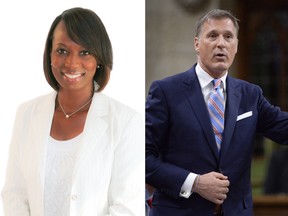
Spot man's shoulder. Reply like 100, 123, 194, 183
227, 76, 262, 93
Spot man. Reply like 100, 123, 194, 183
146, 9, 288, 216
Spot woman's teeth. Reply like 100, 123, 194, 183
65, 73, 82, 79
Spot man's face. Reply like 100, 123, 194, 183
194, 18, 238, 78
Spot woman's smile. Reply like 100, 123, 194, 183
61, 71, 85, 82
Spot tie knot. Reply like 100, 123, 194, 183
212, 79, 221, 90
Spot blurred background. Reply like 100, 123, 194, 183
146, 0, 288, 214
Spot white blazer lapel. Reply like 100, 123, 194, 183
22, 92, 56, 215
72, 93, 109, 181
32, 92, 56, 180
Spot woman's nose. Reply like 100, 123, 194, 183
65, 53, 80, 68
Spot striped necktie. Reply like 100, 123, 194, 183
208, 79, 225, 150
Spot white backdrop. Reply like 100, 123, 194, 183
0, 1, 144, 214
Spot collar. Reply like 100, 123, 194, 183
195, 63, 227, 91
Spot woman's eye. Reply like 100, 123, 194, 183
57, 49, 67, 55
80, 50, 91, 56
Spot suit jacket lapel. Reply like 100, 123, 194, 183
220, 77, 241, 158
30, 92, 56, 214
72, 93, 109, 181
33, 92, 56, 178
182, 68, 220, 159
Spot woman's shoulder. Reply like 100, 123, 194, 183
95, 93, 144, 141
17, 92, 56, 113
94, 93, 142, 121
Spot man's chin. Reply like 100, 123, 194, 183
213, 63, 229, 73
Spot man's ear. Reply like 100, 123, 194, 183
194, 37, 199, 54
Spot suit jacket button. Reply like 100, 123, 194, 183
71, 194, 78, 201
180, 191, 187, 195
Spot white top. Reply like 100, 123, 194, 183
2, 92, 145, 216
44, 134, 82, 216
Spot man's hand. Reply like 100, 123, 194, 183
194, 172, 229, 204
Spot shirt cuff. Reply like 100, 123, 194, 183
179, 173, 198, 198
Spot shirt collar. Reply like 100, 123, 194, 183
195, 63, 227, 91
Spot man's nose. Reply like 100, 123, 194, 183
216, 36, 226, 48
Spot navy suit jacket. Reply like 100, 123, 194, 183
146, 65, 288, 216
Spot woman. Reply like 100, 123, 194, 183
2, 7, 144, 216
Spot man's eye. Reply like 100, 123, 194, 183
57, 49, 67, 55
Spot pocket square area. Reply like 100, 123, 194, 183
237, 111, 253, 121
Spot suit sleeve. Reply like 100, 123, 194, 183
1, 106, 30, 216
107, 112, 145, 216
146, 81, 191, 198
256, 86, 288, 143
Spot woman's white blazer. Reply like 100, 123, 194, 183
2, 91, 144, 216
